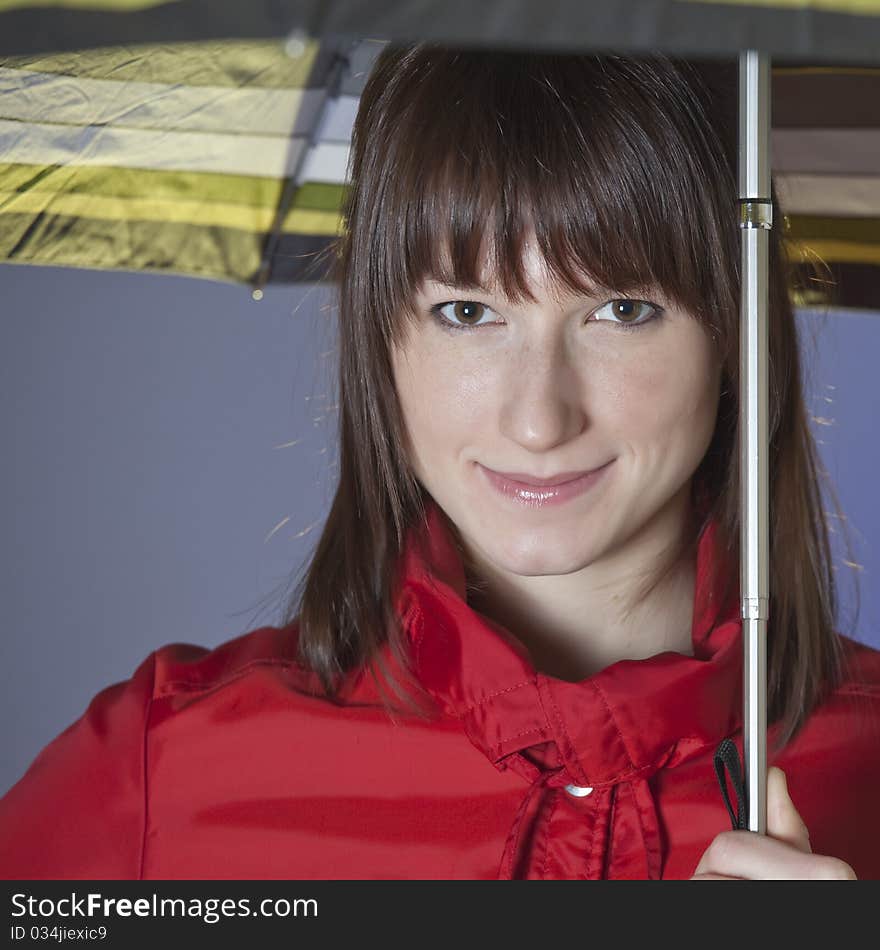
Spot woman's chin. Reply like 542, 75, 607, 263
474, 529, 600, 578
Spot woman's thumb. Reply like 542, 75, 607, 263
767, 766, 812, 853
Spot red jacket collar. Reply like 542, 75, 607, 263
393, 499, 743, 788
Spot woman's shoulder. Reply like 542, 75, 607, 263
0, 621, 377, 879
148, 620, 397, 708
796, 632, 880, 740
774, 633, 880, 788
776, 633, 880, 791
771, 634, 880, 878
149, 620, 310, 697
834, 631, 880, 698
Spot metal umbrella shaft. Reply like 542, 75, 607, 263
739, 49, 771, 835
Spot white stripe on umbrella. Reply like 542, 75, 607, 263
773, 128, 880, 176
0, 118, 351, 181
0, 66, 326, 135
0, 67, 361, 141
776, 173, 880, 216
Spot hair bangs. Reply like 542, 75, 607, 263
369, 49, 736, 339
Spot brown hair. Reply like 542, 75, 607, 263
280, 44, 851, 749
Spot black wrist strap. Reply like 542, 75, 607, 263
714, 737, 747, 831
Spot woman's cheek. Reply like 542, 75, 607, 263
433, 348, 502, 423
597, 359, 670, 431
397, 346, 491, 464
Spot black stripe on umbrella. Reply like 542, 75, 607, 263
4, 0, 880, 61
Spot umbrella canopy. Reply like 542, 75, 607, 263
0, 33, 362, 292
2, 0, 880, 60
0, 0, 878, 304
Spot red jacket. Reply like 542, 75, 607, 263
2, 500, 879, 880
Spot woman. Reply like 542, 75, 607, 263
1, 45, 878, 880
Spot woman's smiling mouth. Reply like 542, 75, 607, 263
477, 461, 615, 507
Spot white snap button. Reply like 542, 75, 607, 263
564, 784, 593, 797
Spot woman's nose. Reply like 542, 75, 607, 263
497, 340, 588, 453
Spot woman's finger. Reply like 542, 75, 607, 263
693, 829, 857, 880
766, 767, 812, 853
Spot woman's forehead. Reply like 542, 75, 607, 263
416, 234, 604, 302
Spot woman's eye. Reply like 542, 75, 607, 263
591, 299, 662, 327
429, 297, 663, 332
430, 300, 498, 330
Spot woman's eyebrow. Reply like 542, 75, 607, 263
422, 279, 497, 295
421, 279, 614, 304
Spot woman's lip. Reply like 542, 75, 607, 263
478, 461, 614, 507
487, 468, 601, 487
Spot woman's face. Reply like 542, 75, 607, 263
391, 240, 722, 578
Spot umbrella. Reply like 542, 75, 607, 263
0, 3, 877, 304
3, 0, 880, 838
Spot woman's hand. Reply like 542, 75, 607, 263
691, 767, 858, 880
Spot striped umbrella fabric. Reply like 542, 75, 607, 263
773, 66, 880, 309
0, 0, 878, 305
0, 35, 367, 294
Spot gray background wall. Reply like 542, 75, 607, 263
1, 263, 877, 797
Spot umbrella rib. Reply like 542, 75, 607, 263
251, 41, 354, 299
